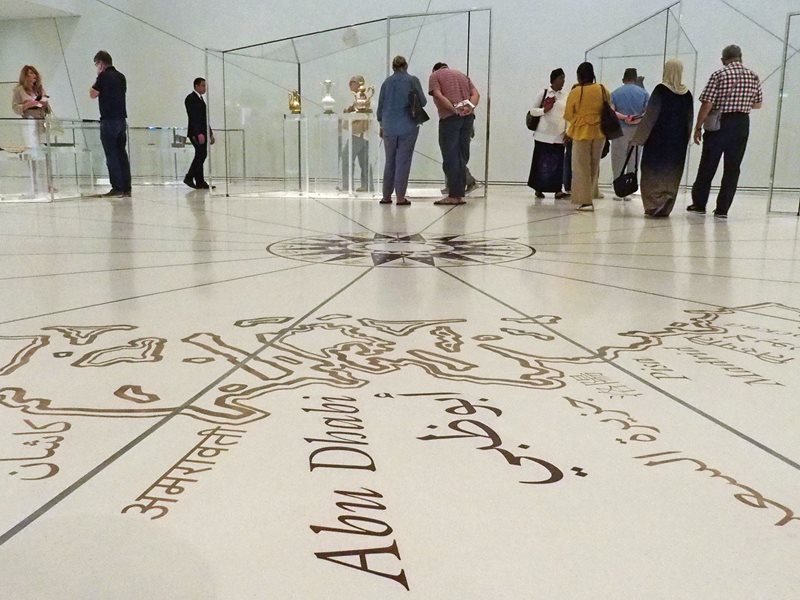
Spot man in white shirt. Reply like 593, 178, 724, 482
527, 68, 569, 199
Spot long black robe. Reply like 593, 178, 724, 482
632, 84, 694, 216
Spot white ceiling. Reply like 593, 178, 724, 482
0, 0, 77, 20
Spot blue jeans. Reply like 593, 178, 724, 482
100, 119, 131, 192
438, 114, 474, 197
382, 129, 419, 200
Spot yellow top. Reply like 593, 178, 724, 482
565, 83, 608, 141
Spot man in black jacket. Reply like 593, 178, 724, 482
184, 77, 214, 189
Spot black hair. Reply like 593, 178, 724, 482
193, 77, 206, 88
576, 62, 596, 85
432, 62, 448, 72
576, 62, 597, 107
93, 50, 113, 66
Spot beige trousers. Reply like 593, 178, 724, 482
571, 138, 605, 205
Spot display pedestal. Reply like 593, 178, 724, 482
312, 113, 339, 195
340, 112, 380, 196
283, 114, 309, 195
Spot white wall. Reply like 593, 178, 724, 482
1, 0, 798, 187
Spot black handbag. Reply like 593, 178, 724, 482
600, 87, 623, 140
613, 146, 639, 198
409, 90, 430, 125
526, 89, 548, 131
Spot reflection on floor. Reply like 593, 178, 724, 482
0, 185, 798, 599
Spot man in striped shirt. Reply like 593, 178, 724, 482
429, 62, 480, 205
688, 45, 763, 218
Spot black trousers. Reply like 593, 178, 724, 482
691, 113, 750, 215
100, 119, 131, 192
186, 136, 208, 184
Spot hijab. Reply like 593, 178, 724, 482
662, 59, 689, 95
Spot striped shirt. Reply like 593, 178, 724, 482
699, 62, 763, 114
428, 68, 477, 119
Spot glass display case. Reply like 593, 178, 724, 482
217, 9, 491, 199
127, 126, 246, 186
585, 1, 697, 190
0, 118, 101, 202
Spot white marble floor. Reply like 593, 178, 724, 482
0, 185, 798, 599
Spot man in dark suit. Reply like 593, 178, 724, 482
184, 77, 214, 189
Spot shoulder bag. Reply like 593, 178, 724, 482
600, 86, 623, 140
409, 89, 430, 125
613, 146, 639, 198
526, 89, 548, 131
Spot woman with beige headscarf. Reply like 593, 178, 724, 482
631, 59, 694, 217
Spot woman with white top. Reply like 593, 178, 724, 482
527, 68, 569, 199
11, 65, 52, 196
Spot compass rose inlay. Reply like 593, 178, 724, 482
267, 233, 535, 268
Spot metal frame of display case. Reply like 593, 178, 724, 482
128, 125, 246, 185
386, 9, 492, 199
215, 9, 492, 199
767, 11, 800, 216
585, 1, 697, 191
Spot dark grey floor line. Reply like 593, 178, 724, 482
537, 249, 800, 262
0, 266, 373, 547
497, 262, 722, 306
501, 262, 800, 325
4, 210, 283, 241
415, 205, 461, 235
461, 211, 575, 237
0, 249, 267, 257
0, 231, 269, 245
0, 261, 310, 327
7, 193, 336, 238
531, 255, 800, 285
0, 255, 278, 283
533, 236, 800, 247
471, 209, 785, 242
439, 267, 800, 472
312, 198, 382, 237
200, 206, 335, 237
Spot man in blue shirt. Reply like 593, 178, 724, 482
610, 68, 649, 199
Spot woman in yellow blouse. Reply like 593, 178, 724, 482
565, 62, 609, 211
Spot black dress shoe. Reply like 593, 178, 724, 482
686, 204, 706, 214
534, 190, 545, 199
183, 176, 197, 189
99, 189, 125, 197
196, 181, 216, 190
